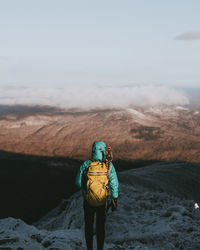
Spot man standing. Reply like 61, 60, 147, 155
76, 141, 119, 250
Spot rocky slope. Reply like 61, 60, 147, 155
1, 161, 200, 249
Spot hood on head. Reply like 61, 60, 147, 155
91, 141, 106, 161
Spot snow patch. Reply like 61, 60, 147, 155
127, 109, 146, 119
0, 217, 84, 250
175, 106, 189, 111
145, 107, 163, 114
1, 116, 51, 129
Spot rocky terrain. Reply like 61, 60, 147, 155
0, 105, 199, 162
1, 161, 200, 250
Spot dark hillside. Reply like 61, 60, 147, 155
0, 151, 80, 224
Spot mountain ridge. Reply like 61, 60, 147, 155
0, 105, 199, 162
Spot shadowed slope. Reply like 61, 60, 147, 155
0, 151, 81, 223
119, 161, 200, 201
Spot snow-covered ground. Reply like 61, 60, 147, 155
1, 162, 200, 249
0, 115, 51, 129
127, 109, 147, 119
175, 106, 189, 111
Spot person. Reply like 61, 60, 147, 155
76, 141, 119, 250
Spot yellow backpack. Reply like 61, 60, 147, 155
83, 161, 110, 207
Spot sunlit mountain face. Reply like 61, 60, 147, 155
0, 102, 199, 162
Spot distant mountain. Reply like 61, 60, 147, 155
0, 105, 199, 162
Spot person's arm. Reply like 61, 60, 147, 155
109, 162, 119, 199
75, 160, 91, 188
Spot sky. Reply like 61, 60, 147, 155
0, 0, 200, 108
0, 0, 200, 88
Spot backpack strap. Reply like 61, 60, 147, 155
105, 146, 113, 177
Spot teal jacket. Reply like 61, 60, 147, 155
75, 141, 119, 199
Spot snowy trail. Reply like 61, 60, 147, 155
1, 162, 200, 249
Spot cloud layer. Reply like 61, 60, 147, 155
0, 84, 189, 109
175, 31, 200, 40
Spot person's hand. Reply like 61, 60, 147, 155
111, 198, 118, 211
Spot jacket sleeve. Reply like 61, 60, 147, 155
75, 160, 91, 188
109, 162, 119, 199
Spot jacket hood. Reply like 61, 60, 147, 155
91, 141, 106, 161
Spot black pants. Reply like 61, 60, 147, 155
84, 200, 106, 250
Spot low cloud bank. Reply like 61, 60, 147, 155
0, 84, 189, 109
